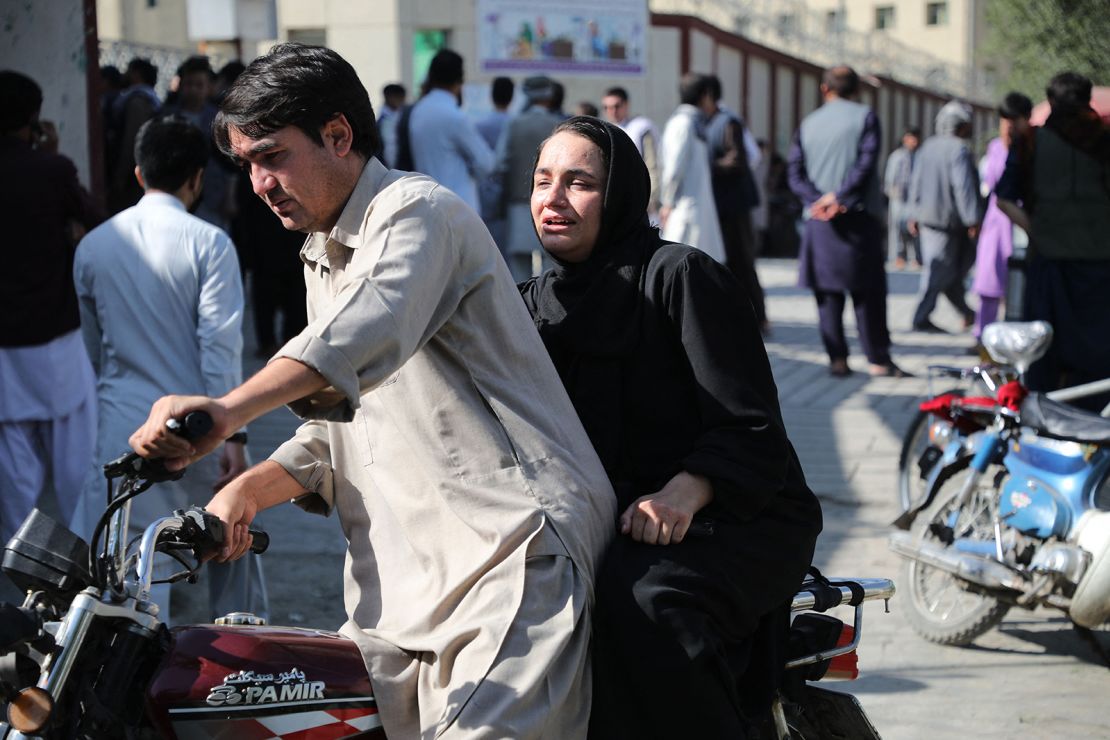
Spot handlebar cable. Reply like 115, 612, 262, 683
88, 474, 155, 588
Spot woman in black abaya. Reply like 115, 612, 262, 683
520, 117, 823, 738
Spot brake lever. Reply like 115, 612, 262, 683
103, 451, 184, 483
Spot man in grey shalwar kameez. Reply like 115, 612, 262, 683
788, 66, 906, 377
907, 101, 982, 332
128, 44, 614, 739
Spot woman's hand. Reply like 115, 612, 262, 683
619, 471, 714, 545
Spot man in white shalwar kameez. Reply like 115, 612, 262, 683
74, 116, 268, 624
659, 73, 727, 264
129, 44, 615, 740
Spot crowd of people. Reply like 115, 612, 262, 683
100, 55, 307, 357
375, 52, 798, 313
1, 37, 1106, 739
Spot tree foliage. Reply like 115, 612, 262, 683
983, 0, 1110, 99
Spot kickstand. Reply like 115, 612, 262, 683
1071, 622, 1110, 669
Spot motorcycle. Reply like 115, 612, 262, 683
1, 413, 895, 739
890, 324, 1110, 645
896, 360, 1014, 514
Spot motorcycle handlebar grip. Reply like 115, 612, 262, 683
166, 411, 214, 442
248, 529, 270, 555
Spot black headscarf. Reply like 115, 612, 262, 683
523, 116, 666, 476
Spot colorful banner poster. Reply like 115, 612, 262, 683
477, 0, 648, 76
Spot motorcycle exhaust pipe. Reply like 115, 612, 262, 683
889, 532, 1028, 592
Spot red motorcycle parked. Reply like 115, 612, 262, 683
1, 414, 894, 739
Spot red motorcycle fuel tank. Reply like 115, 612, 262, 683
146, 624, 385, 739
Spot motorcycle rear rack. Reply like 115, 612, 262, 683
786, 577, 894, 669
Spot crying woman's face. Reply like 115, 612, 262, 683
530, 131, 606, 264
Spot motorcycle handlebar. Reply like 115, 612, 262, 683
103, 410, 216, 481
164, 413, 270, 554
176, 507, 269, 557
166, 410, 214, 441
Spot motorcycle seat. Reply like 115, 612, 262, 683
1020, 393, 1110, 445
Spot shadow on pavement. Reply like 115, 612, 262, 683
849, 673, 930, 694
970, 621, 1110, 667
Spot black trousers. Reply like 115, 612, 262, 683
814, 288, 892, 366
719, 209, 767, 324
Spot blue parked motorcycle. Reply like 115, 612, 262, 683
890, 323, 1110, 644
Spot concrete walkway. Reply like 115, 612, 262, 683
203, 259, 1107, 738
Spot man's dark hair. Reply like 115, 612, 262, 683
823, 66, 860, 98
177, 55, 213, 79
217, 60, 246, 86
214, 43, 379, 162
551, 81, 565, 111
1046, 72, 1092, 114
604, 86, 629, 102
127, 57, 158, 87
101, 65, 124, 91
135, 115, 208, 192
384, 83, 406, 96
679, 73, 714, 106
706, 75, 723, 102
998, 91, 1033, 120
491, 76, 514, 107
904, 126, 922, 138
0, 70, 43, 135
426, 49, 464, 88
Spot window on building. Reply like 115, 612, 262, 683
926, 2, 949, 26
825, 10, 845, 34
288, 28, 327, 47
875, 6, 895, 30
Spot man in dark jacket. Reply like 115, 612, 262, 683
997, 72, 1110, 409
106, 57, 160, 213
907, 100, 981, 333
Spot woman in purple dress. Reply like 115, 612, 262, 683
972, 93, 1032, 345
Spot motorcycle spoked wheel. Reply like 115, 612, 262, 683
897, 388, 963, 513
902, 465, 1011, 645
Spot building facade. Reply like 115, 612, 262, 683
87, 0, 994, 192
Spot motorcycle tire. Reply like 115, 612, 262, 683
897, 388, 963, 513
902, 465, 1010, 645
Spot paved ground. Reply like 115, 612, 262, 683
68, 260, 1110, 737
757, 260, 1109, 739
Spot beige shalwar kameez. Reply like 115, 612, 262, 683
268, 158, 615, 739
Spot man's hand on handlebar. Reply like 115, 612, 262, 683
130, 395, 235, 471
204, 478, 260, 562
